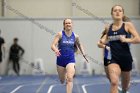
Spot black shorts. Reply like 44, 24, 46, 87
104, 58, 111, 66
109, 59, 133, 71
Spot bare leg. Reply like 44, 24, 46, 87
121, 71, 131, 92
66, 63, 75, 93
108, 63, 121, 93
104, 66, 110, 81
57, 65, 66, 84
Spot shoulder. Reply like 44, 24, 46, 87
0, 37, 5, 43
11, 45, 14, 48
124, 22, 133, 27
57, 31, 62, 35
55, 31, 62, 38
18, 45, 22, 48
74, 33, 79, 39
0, 37, 4, 40
124, 22, 134, 31
104, 23, 111, 31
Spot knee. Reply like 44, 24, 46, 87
110, 79, 119, 87
60, 79, 65, 84
66, 76, 73, 83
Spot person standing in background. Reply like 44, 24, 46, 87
0, 30, 5, 77
9, 38, 24, 76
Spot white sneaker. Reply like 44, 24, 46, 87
118, 86, 122, 93
118, 86, 129, 93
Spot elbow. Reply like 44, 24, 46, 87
51, 45, 55, 51
133, 37, 140, 44
135, 37, 140, 44
97, 44, 101, 48
23, 50, 25, 54
97, 42, 100, 48
51, 45, 53, 50
138, 37, 140, 43
97, 42, 102, 48
138, 36, 140, 42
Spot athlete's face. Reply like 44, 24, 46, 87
111, 6, 124, 21
64, 19, 72, 31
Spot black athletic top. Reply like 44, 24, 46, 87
107, 23, 133, 62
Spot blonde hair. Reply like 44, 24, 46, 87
111, 5, 124, 15
122, 15, 131, 22
111, 5, 130, 22
63, 18, 72, 30
100, 29, 108, 39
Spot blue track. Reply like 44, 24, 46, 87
0, 75, 140, 93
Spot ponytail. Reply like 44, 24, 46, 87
100, 29, 108, 39
123, 15, 131, 22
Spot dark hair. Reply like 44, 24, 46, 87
14, 37, 18, 41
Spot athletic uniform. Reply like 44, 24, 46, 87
107, 23, 133, 71
0, 37, 5, 62
57, 31, 76, 67
104, 43, 111, 66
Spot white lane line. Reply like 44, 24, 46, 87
74, 78, 81, 93
81, 82, 109, 93
81, 79, 140, 93
36, 77, 48, 93
47, 84, 62, 93
81, 85, 87, 93
130, 79, 140, 83
0, 76, 2, 80
47, 85, 55, 93
10, 85, 23, 93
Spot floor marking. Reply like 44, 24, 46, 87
10, 85, 23, 93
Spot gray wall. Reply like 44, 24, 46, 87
0, 0, 139, 17
0, 18, 140, 75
